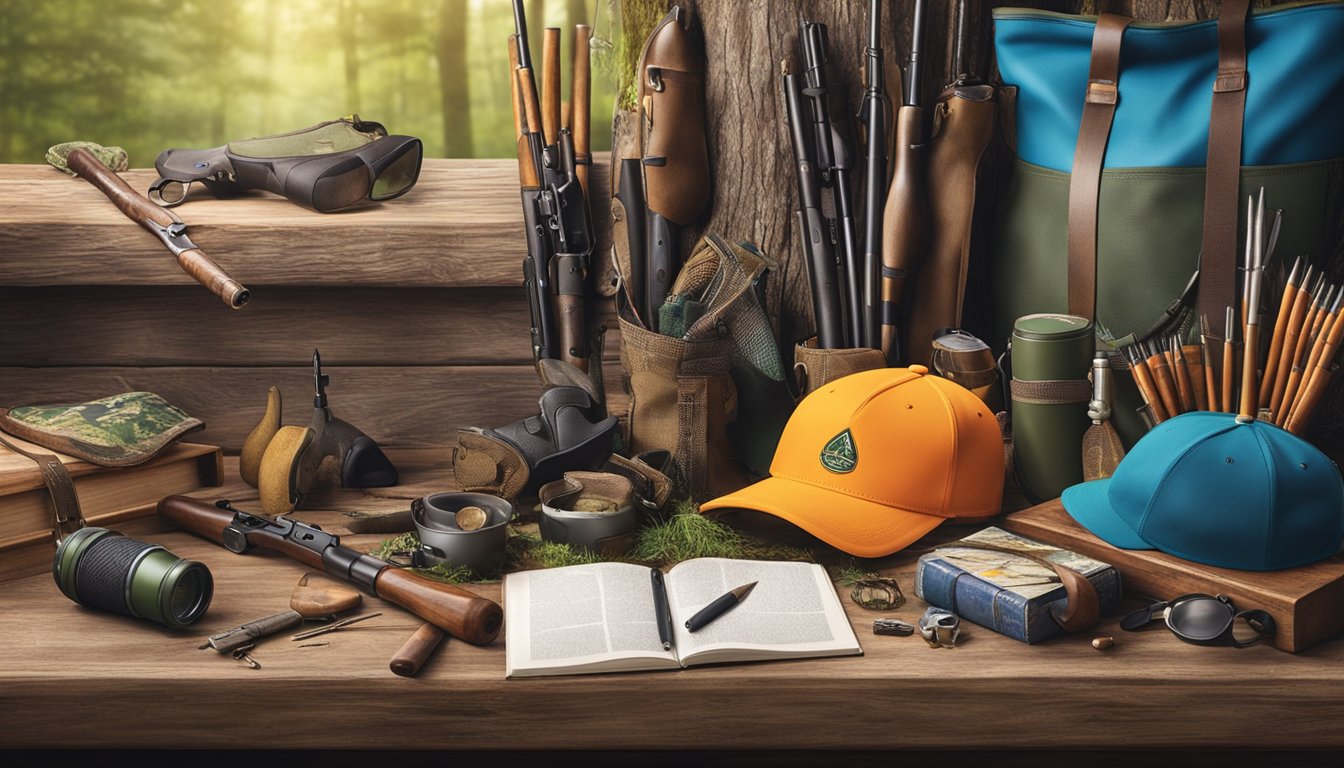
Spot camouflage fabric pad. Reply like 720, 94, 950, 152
228, 118, 385, 159
45, 142, 129, 175
0, 392, 203, 467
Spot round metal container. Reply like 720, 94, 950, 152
411, 492, 513, 574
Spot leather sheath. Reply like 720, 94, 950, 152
906, 84, 996, 366
638, 7, 710, 225
793, 338, 887, 396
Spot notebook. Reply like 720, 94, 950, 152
504, 558, 862, 678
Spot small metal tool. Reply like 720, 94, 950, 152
918, 607, 961, 648
873, 618, 915, 637
231, 645, 261, 670
290, 612, 382, 641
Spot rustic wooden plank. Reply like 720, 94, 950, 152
0, 286, 621, 367
1, 483, 1341, 750
1003, 499, 1344, 653
0, 154, 609, 289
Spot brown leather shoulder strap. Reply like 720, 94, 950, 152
1067, 14, 1133, 321
0, 432, 85, 542
1200, 0, 1252, 340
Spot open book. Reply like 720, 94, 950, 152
504, 558, 862, 678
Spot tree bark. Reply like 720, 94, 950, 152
437, 0, 473, 157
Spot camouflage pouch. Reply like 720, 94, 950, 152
0, 392, 203, 467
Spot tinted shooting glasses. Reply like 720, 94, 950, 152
1121, 593, 1275, 648
150, 118, 422, 213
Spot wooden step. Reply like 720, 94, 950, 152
0, 155, 610, 289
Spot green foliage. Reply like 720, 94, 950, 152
0, 0, 619, 163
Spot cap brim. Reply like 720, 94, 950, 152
700, 476, 946, 558
1060, 478, 1153, 551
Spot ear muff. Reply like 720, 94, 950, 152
258, 425, 314, 516
240, 387, 282, 488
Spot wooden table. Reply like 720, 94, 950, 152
3, 456, 1343, 752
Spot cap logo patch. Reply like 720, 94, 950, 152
821, 429, 857, 474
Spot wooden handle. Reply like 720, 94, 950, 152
374, 566, 502, 646
158, 495, 326, 569
389, 622, 446, 677
1172, 344, 1196, 413
1184, 345, 1208, 411
516, 67, 543, 188
66, 148, 174, 228
1260, 277, 1300, 407
1129, 359, 1168, 423
556, 292, 588, 373
1240, 323, 1260, 419
1270, 287, 1313, 415
541, 28, 561, 146
573, 24, 592, 199
1221, 339, 1236, 414
1147, 354, 1182, 417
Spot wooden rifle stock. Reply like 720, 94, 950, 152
66, 147, 249, 310
541, 28, 561, 146
157, 495, 503, 646
573, 25, 592, 199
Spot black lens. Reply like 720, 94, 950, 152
1168, 596, 1234, 643
370, 138, 422, 200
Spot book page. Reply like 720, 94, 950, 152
665, 558, 861, 666
504, 562, 679, 677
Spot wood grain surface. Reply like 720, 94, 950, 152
1, 456, 1342, 750
1003, 499, 1344, 653
0, 156, 610, 288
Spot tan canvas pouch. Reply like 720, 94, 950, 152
793, 339, 887, 396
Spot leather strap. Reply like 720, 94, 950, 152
0, 431, 85, 542
1067, 13, 1133, 320
1201, 0, 1252, 340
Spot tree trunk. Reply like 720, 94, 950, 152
437, 0, 472, 157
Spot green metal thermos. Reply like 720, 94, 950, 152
1008, 314, 1095, 502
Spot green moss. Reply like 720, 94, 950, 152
372, 499, 816, 581
611, 0, 668, 111
833, 559, 880, 586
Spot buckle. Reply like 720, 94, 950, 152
1086, 80, 1118, 105
1214, 68, 1247, 93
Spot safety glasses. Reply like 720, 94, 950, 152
1121, 593, 1275, 648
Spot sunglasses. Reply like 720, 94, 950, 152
151, 135, 423, 213
1121, 593, 1275, 648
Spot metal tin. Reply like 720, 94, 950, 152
411, 492, 513, 574
539, 473, 640, 556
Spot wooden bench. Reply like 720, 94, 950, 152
3, 160, 1344, 753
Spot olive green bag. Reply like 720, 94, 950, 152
991, 3, 1344, 442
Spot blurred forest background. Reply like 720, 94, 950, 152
0, 0, 620, 164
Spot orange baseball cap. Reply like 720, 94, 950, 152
700, 366, 1005, 557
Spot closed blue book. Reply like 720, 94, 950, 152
914, 526, 1122, 644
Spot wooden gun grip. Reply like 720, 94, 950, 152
374, 566, 503, 646
541, 28, 562, 146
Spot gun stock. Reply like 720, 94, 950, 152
66, 148, 250, 310
573, 24, 592, 199
157, 495, 503, 645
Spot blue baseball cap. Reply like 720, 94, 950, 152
1062, 411, 1344, 571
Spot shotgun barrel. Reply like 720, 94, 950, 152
858, 0, 889, 349
157, 496, 502, 645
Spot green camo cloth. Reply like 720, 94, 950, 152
0, 392, 203, 467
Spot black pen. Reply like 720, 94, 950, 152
685, 581, 758, 632
651, 568, 674, 651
